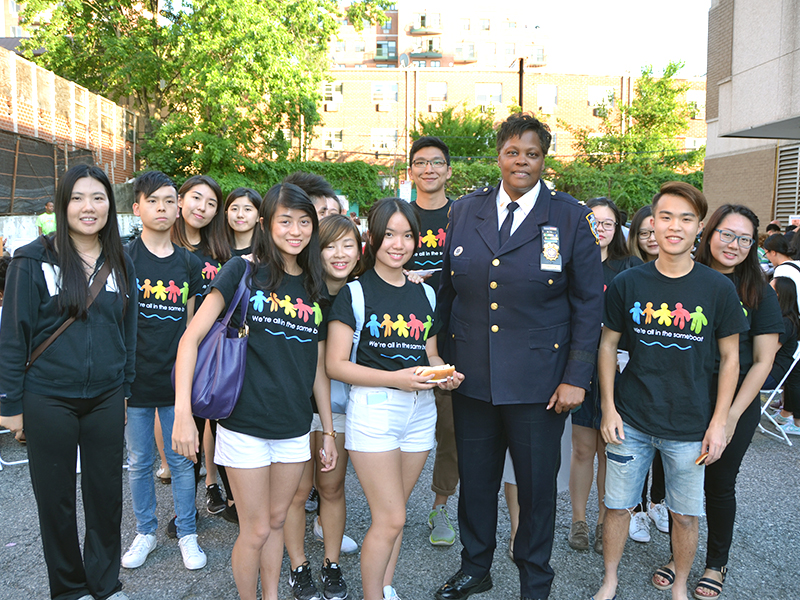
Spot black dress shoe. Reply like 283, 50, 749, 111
435, 570, 493, 600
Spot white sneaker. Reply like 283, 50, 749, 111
383, 585, 401, 600
178, 534, 207, 570
628, 511, 651, 543
647, 502, 670, 533
313, 515, 359, 554
121, 533, 157, 568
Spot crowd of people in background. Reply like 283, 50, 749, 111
0, 111, 797, 600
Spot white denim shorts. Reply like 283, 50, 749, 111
214, 424, 311, 469
310, 412, 347, 434
345, 386, 436, 453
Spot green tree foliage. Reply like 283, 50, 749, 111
411, 104, 497, 160
20, 0, 389, 176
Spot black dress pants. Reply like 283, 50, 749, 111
453, 392, 567, 599
23, 386, 125, 600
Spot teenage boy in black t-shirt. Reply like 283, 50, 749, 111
592, 182, 748, 600
121, 171, 206, 571
403, 136, 458, 546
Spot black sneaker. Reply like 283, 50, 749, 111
222, 503, 238, 525
206, 484, 226, 515
320, 559, 348, 600
305, 487, 319, 513
167, 510, 199, 539
289, 561, 321, 600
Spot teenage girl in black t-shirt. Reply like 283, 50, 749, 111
654, 204, 782, 599
173, 183, 336, 600
226, 188, 262, 257
769, 277, 800, 429
327, 198, 464, 600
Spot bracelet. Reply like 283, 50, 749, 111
322, 430, 337, 439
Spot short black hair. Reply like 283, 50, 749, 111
134, 171, 177, 203
766, 223, 781, 233
496, 112, 552, 155
282, 171, 337, 202
409, 136, 451, 165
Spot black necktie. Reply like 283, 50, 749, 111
499, 201, 519, 246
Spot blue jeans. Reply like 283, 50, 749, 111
125, 406, 196, 538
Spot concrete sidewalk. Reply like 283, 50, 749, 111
1, 420, 798, 600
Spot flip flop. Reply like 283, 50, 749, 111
652, 563, 675, 591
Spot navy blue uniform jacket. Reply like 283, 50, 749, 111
438, 182, 603, 404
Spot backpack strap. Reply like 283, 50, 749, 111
347, 280, 365, 363
421, 282, 436, 311
780, 261, 800, 275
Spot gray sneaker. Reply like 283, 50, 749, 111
428, 504, 456, 546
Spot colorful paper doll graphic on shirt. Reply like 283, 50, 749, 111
202, 262, 220, 280
671, 303, 691, 330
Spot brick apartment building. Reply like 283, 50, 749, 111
703, 0, 800, 227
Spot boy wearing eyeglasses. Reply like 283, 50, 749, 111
405, 136, 459, 547
591, 182, 748, 600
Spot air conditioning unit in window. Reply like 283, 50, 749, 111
324, 150, 341, 160
479, 104, 492, 113
376, 102, 391, 112
428, 102, 446, 113
324, 102, 339, 112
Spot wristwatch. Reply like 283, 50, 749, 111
322, 430, 337, 439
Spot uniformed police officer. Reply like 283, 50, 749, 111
435, 113, 604, 600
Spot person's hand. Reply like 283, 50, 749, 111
701, 421, 727, 465
392, 367, 439, 392
0, 414, 24, 442
600, 409, 625, 445
319, 434, 338, 472
172, 413, 200, 463
403, 269, 433, 284
437, 370, 465, 391
546, 383, 585, 414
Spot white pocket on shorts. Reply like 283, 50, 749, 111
353, 391, 390, 434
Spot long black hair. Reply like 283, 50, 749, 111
362, 198, 420, 272
250, 183, 326, 304
224, 187, 262, 248
586, 197, 629, 263
773, 277, 800, 332
48, 164, 129, 318
696, 204, 764, 309
628, 205, 655, 263
171, 175, 230, 263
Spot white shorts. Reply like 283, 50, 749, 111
214, 424, 311, 469
345, 386, 436, 453
310, 412, 347, 434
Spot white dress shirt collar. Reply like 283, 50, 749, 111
496, 180, 541, 235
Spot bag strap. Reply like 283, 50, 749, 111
220, 260, 251, 328
421, 282, 436, 311
780, 261, 800, 276
26, 260, 112, 370
347, 280, 364, 363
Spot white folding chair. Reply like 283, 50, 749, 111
758, 341, 800, 446
0, 428, 29, 471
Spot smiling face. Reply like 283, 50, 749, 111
409, 146, 452, 196
269, 204, 313, 262
592, 205, 616, 250
67, 176, 110, 240
227, 196, 259, 234
497, 130, 545, 201
653, 193, 702, 258
180, 183, 218, 232
637, 221, 660, 258
134, 185, 178, 232
375, 211, 416, 272
708, 213, 755, 274
321, 231, 360, 284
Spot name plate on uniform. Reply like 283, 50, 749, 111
541, 226, 562, 272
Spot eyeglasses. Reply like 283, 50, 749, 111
638, 229, 655, 240
411, 159, 447, 169
715, 228, 754, 249
595, 219, 617, 232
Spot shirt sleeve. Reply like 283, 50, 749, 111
328, 284, 356, 330
208, 257, 247, 306
715, 279, 751, 339
749, 283, 785, 337
603, 274, 626, 334
187, 251, 205, 296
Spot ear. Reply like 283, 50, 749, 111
259, 216, 265, 231
132, 203, 140, 217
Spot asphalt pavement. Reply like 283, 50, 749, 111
1, 417, 798, 600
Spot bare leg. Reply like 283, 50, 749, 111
504, 482, 519, 550
592, 508, 630, 600
154, 411, 170, 478
569, 424, 598, 524
595, 433, 607, 524
283, 458, 314, 569
670, 512, 698, 600
204, 420, 218, 487
314, 431, 349, 564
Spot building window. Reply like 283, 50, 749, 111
414, 13, 441, 28
354, 40, 365, 53
376, 64, 398, 68
505, 43, 515, 56
532, 46, 545, 64
324, 129, 344, 149
507, 21, 517, 29
537, 84, 558, 113
382, 19, 392, 32
430, 60, 441, 68
588, 85, 616, 110
427, 82, 448, 102
355, 64, 366, 69
323, 81, 343, 103
372, 128, 398, 150
376, 40, 397, 59
372, 82, 399, 102
11, 25, 26, 37
776, 144, 800, 223
413, 60, 426, 68
550, 133, 557, 154
335, 40, 346, 52
684, 137, 706, 150
414, 38, 441, 53
686, 89, 706, 120
461, 18, 470, 30
10, 1, 21, 13
480, 19, 490, 30
336, 64, 346, 68
455, 43, 475, 61
475, 83, 502, 105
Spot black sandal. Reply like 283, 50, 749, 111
652, 556, 675, 591
693, 566, 727, 600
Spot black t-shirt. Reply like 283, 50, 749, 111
329, 269, 440, 372
404, 200, 451, 292
770, 316, 797, 382
210, 257, 326, 439
604, 261, 749, 441
192, 244, 223, 309
126, 239, 203, 407
231, 246, 252, 257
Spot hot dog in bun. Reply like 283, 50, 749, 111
415, 364, 456, 380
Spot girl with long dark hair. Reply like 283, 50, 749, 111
225, 187, 263, 257
628, 205, 659, 263
0, 164, 137, 600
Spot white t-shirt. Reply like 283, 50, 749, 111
773, 260, 800, 312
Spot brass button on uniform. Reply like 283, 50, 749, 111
548, 279, 553, 285
554, 343, 559, 349
491, 325, 499, 333
490, 281, 498, 289
492, 259, 500, 266
491, 302, 498, 310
